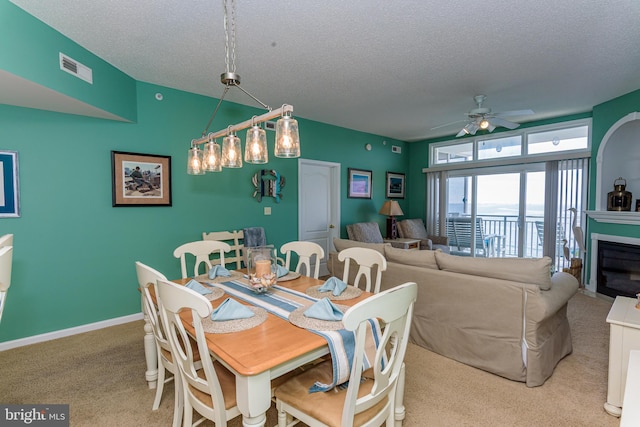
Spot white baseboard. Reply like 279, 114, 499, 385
0, 312, 144, 352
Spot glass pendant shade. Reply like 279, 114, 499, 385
203, 139, 222, 172
221, 133, 243, 168
275, 113, 300, 158
245, 125, 268, 164
187, 146, 205, 175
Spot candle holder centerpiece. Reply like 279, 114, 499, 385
246, 245, 277, 293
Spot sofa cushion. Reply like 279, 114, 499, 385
333, 238, 388, 255
346, 222, 384, 243
384, 246, 438, 270
434, 252, 553, 290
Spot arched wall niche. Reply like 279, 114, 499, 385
594, 112, 640, 211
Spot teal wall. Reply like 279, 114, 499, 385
0, 1, 137, 121
0, 5, 409, 342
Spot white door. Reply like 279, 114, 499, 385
298, 159, 340, 277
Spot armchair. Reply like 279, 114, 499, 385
345, 222, 384, 243
397, 218, 450, 252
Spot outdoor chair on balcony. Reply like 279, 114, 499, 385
446, 216, 498, 257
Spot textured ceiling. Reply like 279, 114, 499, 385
7, 0, 640, 141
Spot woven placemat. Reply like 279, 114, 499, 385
202, 287, 225, 301
200, 306, 268, 334
305, 285, 363, 301
288, 304, 350, 331
277, 271, 301, 282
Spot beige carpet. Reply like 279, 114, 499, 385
0, 291, 619, 427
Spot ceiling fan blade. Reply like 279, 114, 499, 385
456, 128, 468, 137
495, 109, 534, 117
490, 117, 521, 130
431, 119, 467, 131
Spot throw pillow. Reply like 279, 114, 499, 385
384, 246, 438, 270
347, 222, 384, 243
434, 252, 553, 290
333, 238, 388, 255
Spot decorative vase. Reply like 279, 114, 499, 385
246, 245, 277, 293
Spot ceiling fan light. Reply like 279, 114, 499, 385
479, 119, 490, 130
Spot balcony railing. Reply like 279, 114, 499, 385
444, 214, 574, 269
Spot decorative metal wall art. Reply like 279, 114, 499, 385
252, 169, 285, 203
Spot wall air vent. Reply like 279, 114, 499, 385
59, 53, 93, 84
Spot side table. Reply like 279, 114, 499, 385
383, 238, 420, 250
605, 296, 640, 417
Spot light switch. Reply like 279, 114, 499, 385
264, 207, 272, 215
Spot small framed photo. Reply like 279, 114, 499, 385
111, 151, 172, 207
348, 168, 372, 199
386, 172, 405, 199
0, 151, 20, 218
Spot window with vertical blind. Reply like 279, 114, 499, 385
424, 120, 590, 271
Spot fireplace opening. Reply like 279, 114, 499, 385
597, 240, 640, 298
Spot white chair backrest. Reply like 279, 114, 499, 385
280, 241, 325, 279
0, 234, 13, 248
135, 262, 171, 351
173, 240, 231, 279
339, 282, 417, 426
156, 279, 238, 426
338, 247, 387, 293
202, 230, 244, 270
0, 246, 13, 322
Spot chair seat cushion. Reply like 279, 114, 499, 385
190, 363, 238, 410
274, 360, 388, 427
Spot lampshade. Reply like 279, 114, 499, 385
379, 200, 404, 217
221, 133, 242, 168
245, 125, 268, 164
275, 112, 300, 158
203, 138, 222, 172
187, 145, 205, 175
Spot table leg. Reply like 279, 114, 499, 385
142, 297, 158, 389
235, 371, 271, 427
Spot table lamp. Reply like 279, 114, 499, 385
379, 200, 404, 239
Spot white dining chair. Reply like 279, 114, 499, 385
155, 278, 241, 427
0, 245, 14, 323
173, 240, 231, 279
275, 281, 417, 427
338, 247, 388, 293
0, 233, 13, 248
135, 261, 187, 427
280, 241, 325, 279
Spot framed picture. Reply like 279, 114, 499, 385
111, 151, 172, 207
0, 151, 20, 218
386, 171, 405, 199
348, 168, 372, 199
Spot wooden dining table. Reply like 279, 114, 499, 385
143, 272, 386, 427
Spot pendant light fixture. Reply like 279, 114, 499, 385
186, 0, 300, 175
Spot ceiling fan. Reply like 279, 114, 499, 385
432, 95, 534, 137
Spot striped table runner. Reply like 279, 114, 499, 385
208, 279, 382, 392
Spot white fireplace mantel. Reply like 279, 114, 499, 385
586, 211, 640, 225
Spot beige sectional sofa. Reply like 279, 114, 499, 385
328, 238, 580, 387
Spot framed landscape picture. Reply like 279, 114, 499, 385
111, 151, 172, 207
386, 171, 405, 198
0, 151, 20, 218
348, 168, 372, 199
